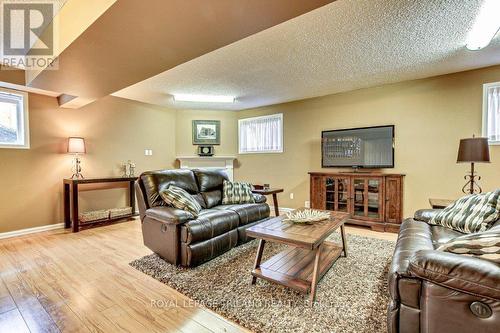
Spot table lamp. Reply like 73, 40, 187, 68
68, 137, 86, 179
457, 136, 490, 194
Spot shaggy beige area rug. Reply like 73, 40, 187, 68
130, 233, 395, 333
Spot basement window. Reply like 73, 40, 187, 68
483, 82, 500, 145
0, 88, 29, 149
239, 113, 283, 154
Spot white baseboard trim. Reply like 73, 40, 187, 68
0, 223, 64, 240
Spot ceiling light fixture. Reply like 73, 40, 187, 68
173, 94, 235, 103
465, 0, 500, 51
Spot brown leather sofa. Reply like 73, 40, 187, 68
388, 209, 500, 333
135, 168, 270, 267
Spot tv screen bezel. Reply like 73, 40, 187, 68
321, 125, 395, 169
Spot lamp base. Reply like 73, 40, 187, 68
70, 156, 84, 180
71, 173, 84, 180
462, 162, 482, 195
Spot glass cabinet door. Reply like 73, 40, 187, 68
367, 178, 382, 219
351, 177, 383, 221
325, 177, 349, 212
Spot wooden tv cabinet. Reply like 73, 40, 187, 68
309, 172, 404, 232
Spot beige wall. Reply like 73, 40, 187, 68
234, 65, 500, 218
0, 95, 176, 233
2, 65, 500, 233
175, 109, 237, 158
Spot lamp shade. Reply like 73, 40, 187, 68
67, 137, 86, 154
457, 137, 490, 163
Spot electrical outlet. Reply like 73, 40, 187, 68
289, 193, 294, 200
305, 201, 310, 208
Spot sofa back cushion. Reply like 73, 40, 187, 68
193, 169, 229, 192
429, 190, 500, 233
193, 169, 229, 207
202, 190, 223, 209
140, 169, 199, 207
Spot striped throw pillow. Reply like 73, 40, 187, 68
437, 230, 500, 263
222, 181, 255, 205
429, 190, 500, 233
159, 185, 202, 218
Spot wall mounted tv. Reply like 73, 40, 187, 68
322, 125, 394, 168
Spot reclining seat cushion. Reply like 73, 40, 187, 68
140, 169, 199, 207
214, 203, 270, 226
180, 209, 240, 245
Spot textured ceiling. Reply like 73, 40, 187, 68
115, 0, 500, 111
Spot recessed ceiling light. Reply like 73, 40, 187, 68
466, 0, 500, 51
173, 94, 235, 103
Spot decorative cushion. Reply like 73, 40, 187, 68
437, 230, 500, 263
428, 190, 500, 233
222, 181, 255, 205
159, 185, 202, 218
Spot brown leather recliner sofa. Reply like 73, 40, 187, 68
135, 168, 270, 267
388, 209, 500, 333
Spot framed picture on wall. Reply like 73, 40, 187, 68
192, 120, 220, 145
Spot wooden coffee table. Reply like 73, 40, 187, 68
246, 208, 349, 303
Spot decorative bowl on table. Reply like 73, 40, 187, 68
282, 209, 330, 224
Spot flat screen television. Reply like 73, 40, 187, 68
322, 125, 394, 168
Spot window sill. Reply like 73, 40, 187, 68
238, 150, 283, 154
0, 144, 30, 149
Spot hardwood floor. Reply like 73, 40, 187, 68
0, 218, 396, 332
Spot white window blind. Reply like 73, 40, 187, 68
483, 82, 500, 144
0, 88, 29, 149
239, 113, 283, 153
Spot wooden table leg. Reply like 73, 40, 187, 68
71, 183, 80, 233
309, 245, 322, 304
63, 183, 71, 229
251, 239, 266, 285
272, 193, 280, 216
129, 180, 136, 214
340, 224, 348, 257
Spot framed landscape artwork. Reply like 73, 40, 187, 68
192, 120, 221, 145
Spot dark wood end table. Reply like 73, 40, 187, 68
251, 187, 284, 216
246, 208, 350, 304
63, 177, 138, 232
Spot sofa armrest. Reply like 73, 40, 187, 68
253, 193, 267, 204
145, 207, 194, 225
409, 250, 500, 300
413, 209, 442, 223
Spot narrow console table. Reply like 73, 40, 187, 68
63, 177, 138, 232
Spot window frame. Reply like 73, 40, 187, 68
0, 88, 29, 149
238, 113, 284, 154
482, 81, 500, 145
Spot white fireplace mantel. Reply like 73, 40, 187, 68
176, 156, 237, 181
